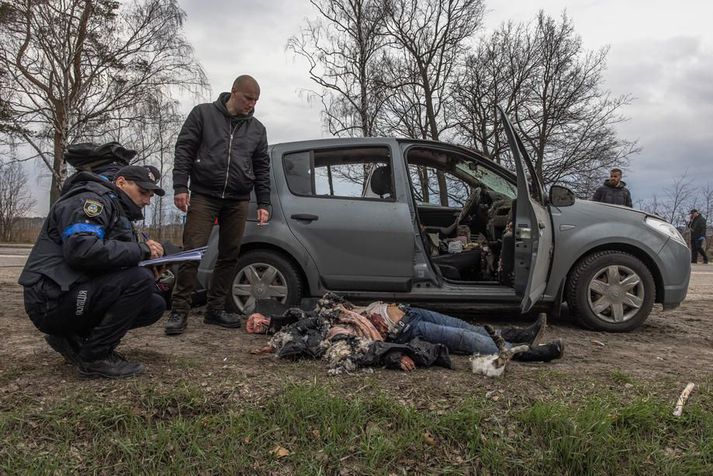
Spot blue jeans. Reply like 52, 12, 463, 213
394, 307, 499, 355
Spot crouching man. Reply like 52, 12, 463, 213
19, 165, 167, 378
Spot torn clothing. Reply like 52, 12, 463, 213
359, 338, 453, 371
267, 294, 453, 373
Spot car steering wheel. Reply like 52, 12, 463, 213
455, 186, 482, 226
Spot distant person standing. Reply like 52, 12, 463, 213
592, 168, 633, 207
688, 209, 708, 264
166, 75, 271, 335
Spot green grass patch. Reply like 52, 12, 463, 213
1, 381, 712, 474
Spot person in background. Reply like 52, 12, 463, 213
688, 209, 708, 264
166, 75, 271, 335
592, 168, 633, 207
19, 164, 166, 378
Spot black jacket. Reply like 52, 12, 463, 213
689, 214, 707, 241
19, 172, 150, 292
173, 92, 270, 206
592, 179, 633, 207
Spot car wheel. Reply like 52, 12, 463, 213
566, 250, 655, 332
227, 250, 303, 314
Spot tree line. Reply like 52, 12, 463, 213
0, 0, 207, 241
289, 0, 638, 200
0, 0, 708, 242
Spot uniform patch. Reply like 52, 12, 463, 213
83, 199, 103, 217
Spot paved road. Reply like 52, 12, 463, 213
1, 245, 710, 300
0, 246, 32, 268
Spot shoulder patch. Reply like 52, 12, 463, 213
83, 199, 104, 217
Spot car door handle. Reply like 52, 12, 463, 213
291, 214, 319, 222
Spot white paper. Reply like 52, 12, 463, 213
139, 246, 207, 267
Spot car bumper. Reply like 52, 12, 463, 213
658, 238, 691, 309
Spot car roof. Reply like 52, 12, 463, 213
269, 137, 488, 159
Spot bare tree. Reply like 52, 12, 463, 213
452, 11, 637, 196
452, 22, 535, 162
381, 0, 484, 205
697, 183, 713, 223
117, 93, 183, 236
515, 12, 637, 193
381, 0, 485, 141
0, 0, 207, 207
289, 0, 388, 137
660, 173, 696, 226
0, 150, 35, 242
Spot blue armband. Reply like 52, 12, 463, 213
62, 223, 106, 240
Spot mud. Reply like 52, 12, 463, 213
2, 245, 711, 407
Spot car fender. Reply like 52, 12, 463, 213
545, 204, 668, 301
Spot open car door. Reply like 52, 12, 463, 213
498, 107, 554, 312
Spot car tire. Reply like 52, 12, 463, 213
566, 250, 655, 332
227, 250, 303, 314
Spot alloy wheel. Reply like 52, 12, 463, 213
586, 264, 645, 323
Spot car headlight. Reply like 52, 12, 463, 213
645, 217, 687, 246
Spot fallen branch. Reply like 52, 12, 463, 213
673, 383, 695, 417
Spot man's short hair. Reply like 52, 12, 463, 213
232, 75, 258, 92
690, 209, 699, 214
610, 168, 623, 175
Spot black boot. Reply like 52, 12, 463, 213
204, 309, 242, 328
500, 313, 547, 345
165, 311, 188, 335
77, 356, 145, 378
45, 334, 82, 366
513, 340, 564, 362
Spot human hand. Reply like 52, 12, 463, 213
257, 208, 269, 225
174, 192, 190, 212
247, 313, 271, 333
149, 264, 167, 280
400, 355, 416, 372
145, 239, 164, 259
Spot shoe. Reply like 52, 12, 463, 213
77, 356, 145, 379
513, 340, 564, 362
165, 311, 188, 335
499, 313, 547, 346
204, 309, 242, 328
45, 334, 82, 365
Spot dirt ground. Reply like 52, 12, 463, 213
2, 244, 712, 407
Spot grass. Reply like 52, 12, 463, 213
1, 380, 712, 475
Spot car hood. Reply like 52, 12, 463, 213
560, 198, 654, 221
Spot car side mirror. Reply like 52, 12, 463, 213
549, 185, 576, 207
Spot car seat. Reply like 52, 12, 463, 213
370, 165, 393, 198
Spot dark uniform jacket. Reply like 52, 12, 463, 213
592, 179, 633, 207
173, 92, 271, 206
18, 173, 150, 294
690, 214, 707, 242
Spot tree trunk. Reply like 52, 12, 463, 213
50, 119, 66, 206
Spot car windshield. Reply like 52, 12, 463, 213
454, 160, 517, 199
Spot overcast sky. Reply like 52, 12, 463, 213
26, 0, 713, 215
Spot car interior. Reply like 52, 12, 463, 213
404, 146, 518, 286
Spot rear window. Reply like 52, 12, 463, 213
283, 146, 393, 200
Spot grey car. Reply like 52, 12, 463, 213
196, 112, 690, 331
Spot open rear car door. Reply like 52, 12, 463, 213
498, 107, 554, 312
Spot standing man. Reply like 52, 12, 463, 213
592, 168, 633, 207
688, 209, 708, 264
19, 164, 167, 378
165, 75, 271, 335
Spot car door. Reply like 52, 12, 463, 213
275, 142, 414, 292
498, 108, 554, 312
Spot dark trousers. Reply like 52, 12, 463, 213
691, 238, 708, 263
171, 193, 250, 313
24, 267, 165, 361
